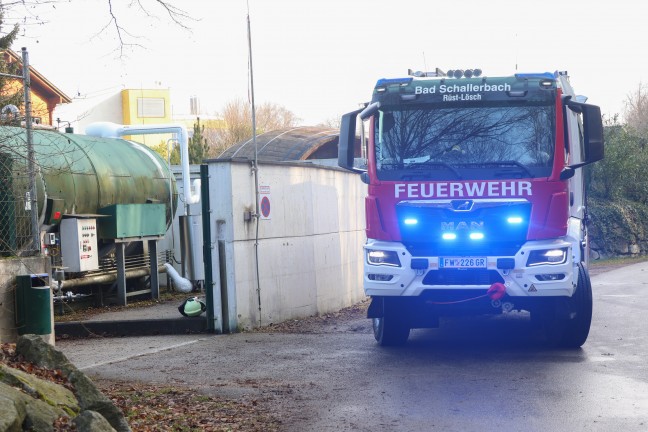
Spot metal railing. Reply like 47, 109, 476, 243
0, 151, 38, 256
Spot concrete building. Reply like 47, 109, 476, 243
53, 87, 175, 146
163, 127, 366, 331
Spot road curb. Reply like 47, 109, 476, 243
55, 318, 208, 338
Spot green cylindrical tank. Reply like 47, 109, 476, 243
0, 126, 178, 229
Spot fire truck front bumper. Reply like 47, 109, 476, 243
363, 239, 576, 298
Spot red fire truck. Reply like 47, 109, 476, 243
338, 69, 604, 347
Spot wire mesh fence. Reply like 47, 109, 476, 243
0, 150, 38, 256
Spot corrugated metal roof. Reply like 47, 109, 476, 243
217, 126, 339, 162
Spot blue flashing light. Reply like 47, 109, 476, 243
376, 77, 413, 87
469, 232, 485, 240
404, 218, 418, 226
442, 233, 457, 240
507, 216, 523, 224
514, 72, 555, 80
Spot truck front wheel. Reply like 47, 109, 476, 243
372, 298, 410, 346
373, 317, 410, 346
559, 263, 593, 348
534, 263, 593, 348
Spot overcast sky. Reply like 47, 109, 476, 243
11, 0, 648, 126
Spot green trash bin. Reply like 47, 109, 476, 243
15, 274, 52, 335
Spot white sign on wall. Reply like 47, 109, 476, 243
259, 184, 271, 220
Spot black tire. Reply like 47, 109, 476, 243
531, 264, 592, 348
373, 316, 410, 346
558, 263, 593, 348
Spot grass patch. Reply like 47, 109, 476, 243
590, 255, 648, 267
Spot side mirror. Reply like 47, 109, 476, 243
566, 98, 604, 164
581, 104, 604, 164
338, 108, 365, 173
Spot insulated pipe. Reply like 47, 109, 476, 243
59, 266, 166, 289
84, 121, 201, 212
164, 262, 193, 293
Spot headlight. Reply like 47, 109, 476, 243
526, 248, 568, 267
367, 249, 401, 267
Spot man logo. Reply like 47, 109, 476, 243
441, 221, 484, 231
452, 200, 474, 211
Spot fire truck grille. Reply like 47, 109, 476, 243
422, 269, 504, 286
396, 200, 532, 257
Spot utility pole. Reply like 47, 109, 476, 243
21, 47, 39, 254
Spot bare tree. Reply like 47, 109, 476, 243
102, 0, 193, 56
317, 116, 342, 129
212, 98, 300, 156
624, 82, 648, 141
0, 0, 193, 56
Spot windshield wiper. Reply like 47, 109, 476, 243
477, 161, 535, 178
406, 161, 463, 180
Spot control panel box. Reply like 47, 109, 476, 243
61, 218, 99, 272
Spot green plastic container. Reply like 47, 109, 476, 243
15, 274, 52, 335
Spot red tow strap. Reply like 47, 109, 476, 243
426, 282, 507, 305
487, 282, 507, 300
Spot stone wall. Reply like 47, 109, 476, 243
588, 199, 648, 260
1, 334, 130, 431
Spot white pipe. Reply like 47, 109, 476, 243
164, 263, 193, 293
84, 121, 201, 210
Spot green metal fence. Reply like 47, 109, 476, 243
0, 151, 38, 256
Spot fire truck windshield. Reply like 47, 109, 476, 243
374, 101, 556, 181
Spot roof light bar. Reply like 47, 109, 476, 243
408, 68, 446, 78
445, 69, 482, 79
407, 68, 482, 79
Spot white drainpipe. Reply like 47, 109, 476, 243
84, 121, 201, 212
164, 263, 193, 293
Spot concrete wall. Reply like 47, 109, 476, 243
0, 256, 52, 344
208, 160, 367, 330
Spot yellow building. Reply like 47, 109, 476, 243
120, 88, 173, 145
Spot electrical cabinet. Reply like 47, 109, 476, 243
61, 218, 99, 272
98, 204, 166, 239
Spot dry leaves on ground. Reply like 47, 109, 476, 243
95, 380, 281, 432
1, 343, 281, 431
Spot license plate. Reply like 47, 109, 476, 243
440, 257, 487, 269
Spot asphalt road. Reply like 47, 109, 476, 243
57, 263, 648, 431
